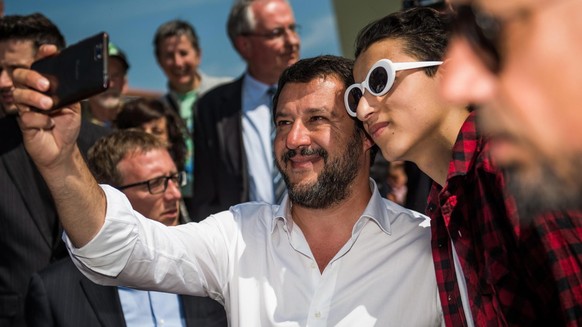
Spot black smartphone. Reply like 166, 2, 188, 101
30, 31, 109, 112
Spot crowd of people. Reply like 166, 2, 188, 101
1, 0, 581, 326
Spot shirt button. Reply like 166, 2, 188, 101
159, 319, 165, 325
437, 242, 444, 248
311, 262, 317, 269
315, 311, 321, 318
428, 204, 436, 212
447, 294, 452, 301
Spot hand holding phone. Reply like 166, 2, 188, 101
30, 32, 109, 112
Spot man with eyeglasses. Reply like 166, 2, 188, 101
192, 0, 301, 221
440, 0, 582, 325
12, 54, 444, 325
346, 7, 573, 326
26, 130, 227, 326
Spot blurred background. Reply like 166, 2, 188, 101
6, 0, 401, 94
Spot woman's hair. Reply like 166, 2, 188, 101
115, 97, 188, 170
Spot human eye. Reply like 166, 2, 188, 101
269, 27, 285, 38
147, 176, 166, 192
275, 118, 292, 127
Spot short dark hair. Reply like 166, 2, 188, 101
88, 130, 166, 186
0, 13, 66, 50
354, 7, 451, 76
153, 19, 200, 59
115, 97, 188, 171
272, 55, 378, 164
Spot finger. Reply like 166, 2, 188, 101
13, 68, 50, 93
13, 87, 53, 112
36, 44, 59, 60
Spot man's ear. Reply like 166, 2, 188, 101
234, 36, 251, 61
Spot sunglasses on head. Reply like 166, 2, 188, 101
344, 59, 442, 117
452, 4, 503, 73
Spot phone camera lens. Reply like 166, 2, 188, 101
94, 44, 103, 60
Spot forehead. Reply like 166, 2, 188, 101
159, 34, 195, 52
353, 38, 411, 77
0, 39, 36, 63
119, 148, 176, 178
252, 0, 295, 28
454, 0, 533, 14
276, 77, 346, 117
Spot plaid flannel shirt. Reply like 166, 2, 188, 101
427, 111, 582, 326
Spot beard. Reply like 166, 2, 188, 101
276, 127, 363, 209
505, 154, 582, 219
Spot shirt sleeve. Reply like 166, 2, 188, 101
64, 185, 234, 299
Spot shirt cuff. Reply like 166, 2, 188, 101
64, 184, 139, 277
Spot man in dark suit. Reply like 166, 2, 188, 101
192, 0, 300, 220
0, 14, 109, 327
25, 130, 227, 326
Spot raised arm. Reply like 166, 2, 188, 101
13, 44, 105, 247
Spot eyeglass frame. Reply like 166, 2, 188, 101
241, 23, 301, 40
344, 59, 443, 117
116, 171, 186, 195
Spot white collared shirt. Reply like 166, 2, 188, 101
66, 180, 443, 326
241, 73, 277, 203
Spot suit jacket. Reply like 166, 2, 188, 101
0, 116, 108, 327
25, 257, 227, 327
192, 76, 248, 221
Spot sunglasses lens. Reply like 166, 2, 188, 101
347, 87, 362, 114
454, 5, 501, 73
368, 66, 389, 94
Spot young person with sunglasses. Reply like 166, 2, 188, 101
347, 7, 561, 326
440, 0, 582, 325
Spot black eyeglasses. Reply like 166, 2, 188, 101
242, 24, 301, 40
117, 171, 186, 195
452, 4, 504, 73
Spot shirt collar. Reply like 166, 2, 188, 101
270, 178, 394, 236
448, 111, 482, 179
243, 73, 276, 104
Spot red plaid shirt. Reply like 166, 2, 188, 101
427, 112, 582, 326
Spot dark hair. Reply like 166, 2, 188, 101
115, 98, 188, 171
354, 7, 451, 76
272, 55, 378, 164
0, 13, 66, 50
153, 19, 200, 59
88, 130, 166, 186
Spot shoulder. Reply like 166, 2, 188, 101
198, 76, 243, 105
381, 198, 432, 231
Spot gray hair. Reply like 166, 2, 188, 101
226, 0, 289, 49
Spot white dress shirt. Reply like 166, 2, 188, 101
118, 287, 185, 327
66, 180, 443, 326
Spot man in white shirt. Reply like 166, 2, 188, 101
14, 54, 442, 326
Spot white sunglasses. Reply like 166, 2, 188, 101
344, 59, 443, 117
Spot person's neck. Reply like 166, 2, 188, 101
413, 108, 471, 187
290, 175, 372, 272
246, 66, 279, 86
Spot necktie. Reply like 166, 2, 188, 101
268, 87, 286, 203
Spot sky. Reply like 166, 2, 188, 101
8, 0, 342, 92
